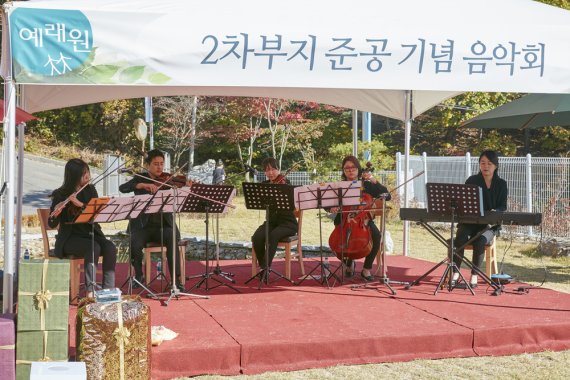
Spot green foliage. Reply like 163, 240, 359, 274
324, 139, 393, 173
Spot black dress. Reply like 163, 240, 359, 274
48, 185, 117, 290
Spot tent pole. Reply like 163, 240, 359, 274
402, 90, 412, 257
3, 78, 17, 313
352, 109, 358, 156
15, 122, 25, 266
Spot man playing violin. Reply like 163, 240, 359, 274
119, 149, 189, 291
251, 157, 298, 270
330, 155, 390, 281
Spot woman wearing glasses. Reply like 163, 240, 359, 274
330, 155, 390, 281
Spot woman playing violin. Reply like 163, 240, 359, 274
48, 158, 117, 297
119, 149, 188, 291
251, 157, 298, 270
330, 155, 390, 281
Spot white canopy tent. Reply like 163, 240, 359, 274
3, 0, 570, 311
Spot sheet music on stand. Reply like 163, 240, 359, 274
243, 182, 295, 212
179, 184, 236, 214
293, 180, 362, 286
73, 197, 113, 224
293, 180, 362, 211
427, 183, 484, 217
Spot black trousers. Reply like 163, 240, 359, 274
252, 222, 297, 269
453, 224, 496, 274
344, 220, 381, 270
63, 235, 117, 291
130, 225, 182, 284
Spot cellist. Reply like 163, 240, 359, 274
251, 157, 298, 270
330, 155, 390, 281
119, 149, 191, 291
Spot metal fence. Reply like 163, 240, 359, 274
255, 170, 396, 187
396, 153, 570, 238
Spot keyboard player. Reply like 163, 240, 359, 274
452, 150, 508, 289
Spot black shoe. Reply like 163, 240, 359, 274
175, 283, 186, 292
360, 271, 374, 282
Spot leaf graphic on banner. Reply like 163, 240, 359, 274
148, 72, 171, 84
119, 66, 145, 83
83, 65, 120, 83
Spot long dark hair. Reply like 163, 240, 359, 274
50, 158, 89, 199
340, 155, 362, 180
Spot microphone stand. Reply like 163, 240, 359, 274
350, 171, 424, 294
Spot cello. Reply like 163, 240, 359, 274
328, 163, 376, 261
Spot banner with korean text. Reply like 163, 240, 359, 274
5, 0, 570, 93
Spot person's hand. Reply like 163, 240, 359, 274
362, 172, 376, 183
51, 201, 67, 217
330, 207, 340, 213
139, 183, 158, 193
68, 194, 84, 208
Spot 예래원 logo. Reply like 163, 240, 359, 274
10, 8, 93, 77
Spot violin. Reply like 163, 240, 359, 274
270, 163, 300, 184
156, 172, 191, 189
327, 161, 376, 261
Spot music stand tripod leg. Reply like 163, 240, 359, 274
120, 224, 160, 299
189, 205, 240, 293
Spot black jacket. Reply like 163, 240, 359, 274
48, 185, 105, 258
119, 173, 174, 231
465, 172, 508, 212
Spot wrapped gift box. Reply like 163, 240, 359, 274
76, 296, 151, 380
18, 259, 70, 332
0, 314, 15, 380
16, 330, 69, 380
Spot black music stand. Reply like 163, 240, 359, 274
243, 182, 296, 289
183, 184, 239, 293
294, 181, 362, 288
405, 183, 501, 295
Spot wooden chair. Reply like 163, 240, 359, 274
465, 238, 498, 277
251, 210, 304, 280
144, 241, 187, 285
37, 208, 83, 303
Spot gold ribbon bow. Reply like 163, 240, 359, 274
33, 289, 53, 310
113, 326, 131, 348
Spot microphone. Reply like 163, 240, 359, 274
244, 164, 258, 175
119, 167, 135, 174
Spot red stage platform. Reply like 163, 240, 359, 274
69, 256, 570, 379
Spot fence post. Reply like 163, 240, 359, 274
396, 152, 402, 200
526, 153, 533, 236
422, 152, 428, 186
465, 152, 472, 179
